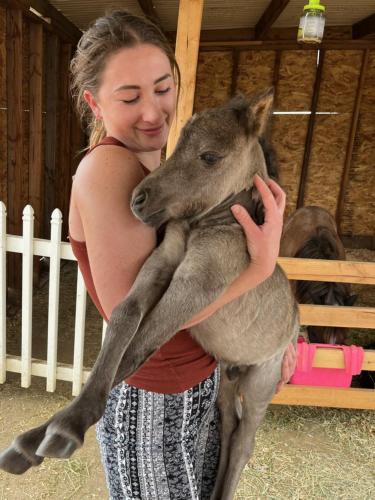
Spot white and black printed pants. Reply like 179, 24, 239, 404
96, 367, 221, 500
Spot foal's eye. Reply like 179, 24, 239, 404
199, 152, 221, 166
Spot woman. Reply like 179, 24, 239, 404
69, 10, 295, 500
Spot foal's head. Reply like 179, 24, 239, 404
131, 90, 274, 228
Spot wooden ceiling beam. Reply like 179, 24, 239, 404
167, 26, 353, 44
137, 0, 162, 27
255, 0, 290, 39
352, 13, 375, 39
0, 0, 82, 42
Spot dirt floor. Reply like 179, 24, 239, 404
1, 249, 375, 498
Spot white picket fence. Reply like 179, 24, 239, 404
0, 202, 106, 396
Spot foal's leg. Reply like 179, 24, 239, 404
0, 222, 188, 473
219, 353, 283, 500
210, 367, 243, 500
36, 237, 231, 460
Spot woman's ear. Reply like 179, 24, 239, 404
83, 90, 102, 119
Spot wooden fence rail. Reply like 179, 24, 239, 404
0, 202, 374, 408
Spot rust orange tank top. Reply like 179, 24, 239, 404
69, 137, 216, 393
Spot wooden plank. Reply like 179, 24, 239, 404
43, 32, 58, 237
167, 26, 353, 44
0, 5, 6, 204
57, 42, 72, 241
255, 0, 290, 40
138, 0, 162, 26
277, 257, 375, 285
199, 39, 375, 51
0, 1, 81, 42
336, 49, 369, 234
29, 21, 43, 238
352, 13, 375, 39
6, 7, 23, 291
299, 304, 375, 329
311, 348, 375, 371
166, 0, 204, 157
296, 49, 325, 208
272, 385, 375, 410
6, 7, 23, 235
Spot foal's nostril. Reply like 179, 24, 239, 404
132, 190, 148, 210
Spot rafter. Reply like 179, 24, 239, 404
137, 0, 162, 27
352, 13, 375, 39
0, 0, 82, 41
255, 0, 290, 40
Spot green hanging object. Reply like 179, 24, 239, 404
297, 0, 326, 44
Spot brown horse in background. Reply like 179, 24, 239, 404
280, 206, 357, 344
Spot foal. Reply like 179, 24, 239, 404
1, 91, 299, 499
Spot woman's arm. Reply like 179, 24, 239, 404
182, 175, 285, 329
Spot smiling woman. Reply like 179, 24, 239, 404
64, 9, 289, 500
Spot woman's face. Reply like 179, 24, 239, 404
85, 44, 177, 152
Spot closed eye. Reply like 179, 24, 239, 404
156, 87, 171, 95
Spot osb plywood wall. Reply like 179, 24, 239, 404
193, 48, 375, 237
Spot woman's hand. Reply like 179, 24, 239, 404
230, 174, 286, 281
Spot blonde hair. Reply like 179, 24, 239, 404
70, 10, 180, 148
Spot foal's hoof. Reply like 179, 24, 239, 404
36, 432, 79, 459
0, 444, 43, 475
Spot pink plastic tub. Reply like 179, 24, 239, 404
290, 339, 364, 388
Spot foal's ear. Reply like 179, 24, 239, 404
249, 88, 274, 137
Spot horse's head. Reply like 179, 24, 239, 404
131, 90, 273, 228
301, 282, 357, 344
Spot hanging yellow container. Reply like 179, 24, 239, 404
297, 0, 326, 44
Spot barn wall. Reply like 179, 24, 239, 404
0, 5, 84, 289
194, 47, 375, 239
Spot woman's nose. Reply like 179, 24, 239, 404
141, 98, 163, 124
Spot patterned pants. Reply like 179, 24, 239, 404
96, 367, 221, 500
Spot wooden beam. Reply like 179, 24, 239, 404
277, 257, 375, 285
199, 39, 375, 51
166, 0, 204, 157
352, 13, 375, 39
255, 0, 290, 40
336, 49, 369, 235
312, 348, 375, 371
272, 385, 375, 410
137, 0, 162, 26
168, 26, 353, 44
0, 0, 81, 42
296, 49, 324, 208
299, 304, 375, 330
28, 21, 43, 238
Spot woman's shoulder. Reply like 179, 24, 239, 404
73, 143, 145, 195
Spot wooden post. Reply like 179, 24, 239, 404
6, 7, 23, 291
166, 0, 204, 158
335, 49, 369, 235
29, 21, 43, 238
0, 5, 7, 204
43, 32, 59, 238
296, 49, 325, 208
57, 42, 72, 241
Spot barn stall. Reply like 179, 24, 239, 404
1, 0, 374, 405
0, 0, 375, 496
